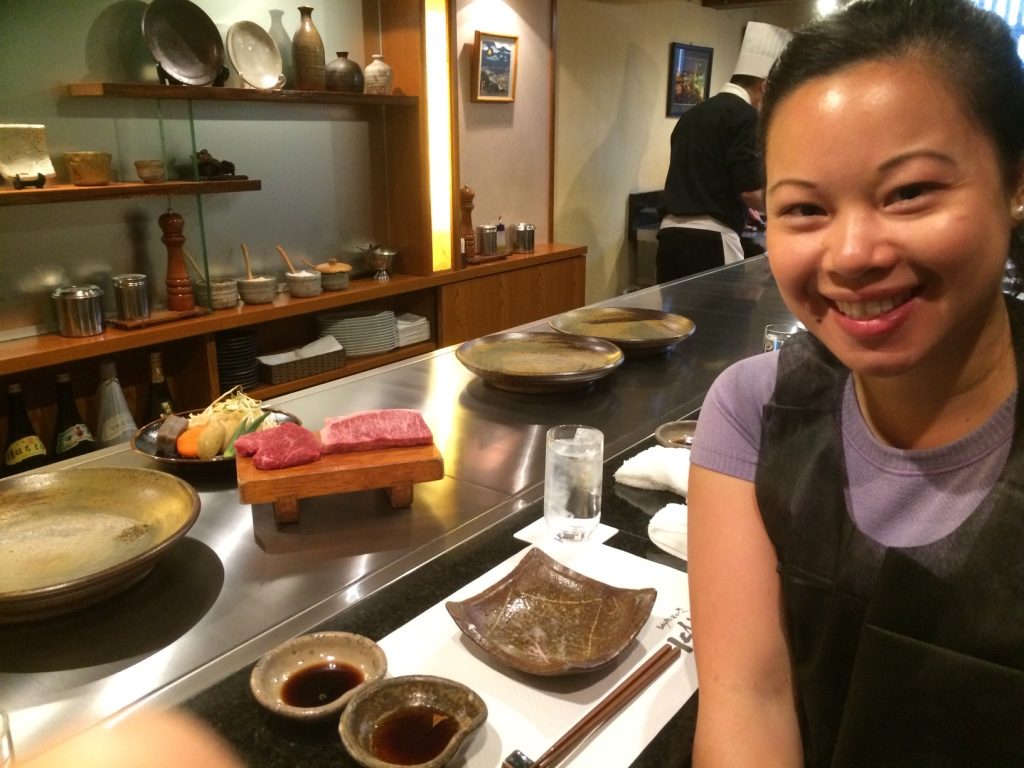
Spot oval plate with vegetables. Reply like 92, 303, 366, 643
131, 389, 300, 466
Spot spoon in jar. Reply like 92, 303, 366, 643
240, 242, 254, 279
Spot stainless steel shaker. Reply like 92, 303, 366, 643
111, 273, 150, 321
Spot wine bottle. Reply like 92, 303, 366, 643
3, 382, 50, 476
52, 372, 97, 460
146, 351, 176, 421
96, 360, 138, 447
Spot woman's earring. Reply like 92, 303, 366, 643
1015, 203, 1024, 222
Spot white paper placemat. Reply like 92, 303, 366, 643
376, 542, 697, 767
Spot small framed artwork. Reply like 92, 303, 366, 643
472, 31, 518, 103
667, 42, 713, 117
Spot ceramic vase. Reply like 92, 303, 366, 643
364, 54, 393, 95
291, 6, 325, 91
326, 51, 364, 94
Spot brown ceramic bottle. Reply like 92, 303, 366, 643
292, 6, 325, 91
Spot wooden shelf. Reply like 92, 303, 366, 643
67, 82, 418, 108
0, 178, 261, 206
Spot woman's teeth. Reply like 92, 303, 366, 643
835, 293, 910, 319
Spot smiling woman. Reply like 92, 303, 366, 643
685, 0, 1024, 765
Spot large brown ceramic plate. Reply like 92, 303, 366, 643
550, 307, 696, 356
0, 467, 200, 622
445, 548, 657, 676
455, 332, 624, 393
131, 408, 299, 465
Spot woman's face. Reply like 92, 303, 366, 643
764, 58, 1019, 379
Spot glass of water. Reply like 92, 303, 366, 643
763, 322, 802, 352
544, 425, 604, 542
1, 710, 13, 768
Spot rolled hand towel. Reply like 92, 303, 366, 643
648, 502, 687, 560
613, 445, 690, 497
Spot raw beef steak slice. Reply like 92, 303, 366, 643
235, 422, 322, 469
320, 409, 433, 454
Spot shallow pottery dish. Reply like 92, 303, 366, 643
250, 631, 387, 722
445, 548, 657, 675
655, 419, 697, 449
339, 675, 487, 768
0, 467, 200, 623
455, 331, 624, 393
142, 0, 225, 86
130, 408, 299, 466
550, 306, 696, 357
226, 20, 285, 91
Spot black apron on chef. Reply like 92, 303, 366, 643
754, 297, 1024, 768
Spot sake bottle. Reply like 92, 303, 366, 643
52, 372, 97, 460
145, 351, 176, 422
3, 382, 50, 476
96, 360, 137, 447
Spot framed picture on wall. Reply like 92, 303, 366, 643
472, 31, 518, 103
667, 42, 713, 117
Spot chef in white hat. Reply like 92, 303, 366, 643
656, 21, 792, 282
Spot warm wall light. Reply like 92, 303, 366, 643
425, 0, 453, 272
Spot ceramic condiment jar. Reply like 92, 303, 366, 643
326, 52, 364, 94
364, 54, 393, 95
315, 258, 353, 291
285, 269, 322, 297
292, 6, 325, 91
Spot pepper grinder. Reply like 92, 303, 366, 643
460, 185, 476, 262
159, 209, 195, 311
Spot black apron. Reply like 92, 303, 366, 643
754, 298, 1024, 767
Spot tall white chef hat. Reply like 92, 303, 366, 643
732, 21, 792, 79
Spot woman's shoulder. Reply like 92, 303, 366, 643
691, 353, 779, 481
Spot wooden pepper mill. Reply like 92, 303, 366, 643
158, 209, 195, 311
460, 185, 476, 263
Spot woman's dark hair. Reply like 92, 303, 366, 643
760, 0, 1024, 273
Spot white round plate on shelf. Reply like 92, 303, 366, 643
226, 21, 285, 91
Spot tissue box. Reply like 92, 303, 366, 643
258, 348, 346, 385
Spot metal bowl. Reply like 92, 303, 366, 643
0, 467, 200, 622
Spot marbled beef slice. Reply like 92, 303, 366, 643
320, 409, 433, 453
238, 422, 322, 469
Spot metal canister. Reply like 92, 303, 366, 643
511, 222, 535, 253
52, 285, 106, 337
475, 224, 498, 256
111, 273, 150, 320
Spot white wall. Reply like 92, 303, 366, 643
455, 0, 552, 239
553, 0, 812, 302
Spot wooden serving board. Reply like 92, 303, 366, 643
236, 443, 444, 524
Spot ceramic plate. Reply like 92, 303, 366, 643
226, 21, 284, 90
131, 408, 299, 465
0, 467, 199, 622
445, 548, 657, 675
455, 331, 624, 393
550, 307, 696, 356
142, 0, 225, 86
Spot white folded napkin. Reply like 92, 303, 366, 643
257, 335, 342, 366
613, 445, 690, 497
648, 502, 687, 560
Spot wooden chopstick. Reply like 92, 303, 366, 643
532, 643, 681, 768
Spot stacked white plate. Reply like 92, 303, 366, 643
216, 329, 259, 389
317, 310, 398, 357
396, 313, 430, 346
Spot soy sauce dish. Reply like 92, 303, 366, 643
249, 631, 387, 721
339, 675, 488, 768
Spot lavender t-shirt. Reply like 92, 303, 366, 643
690, 352, 1015, 548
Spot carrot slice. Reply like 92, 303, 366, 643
176, 425, 207, 459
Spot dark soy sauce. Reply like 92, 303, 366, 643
281, 662, 364, 708
371, 705, 459, 765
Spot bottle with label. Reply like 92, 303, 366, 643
52, 372, 97, 460
96, 360, 138, 447
146, 351, 176, 422
3, 382, 50, 476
